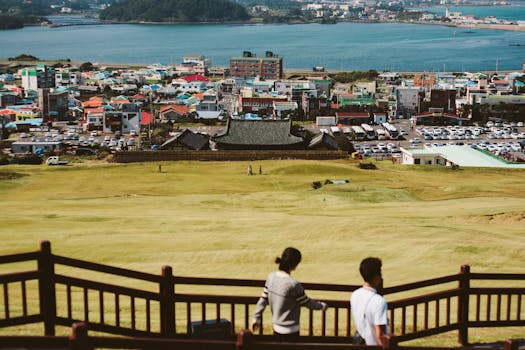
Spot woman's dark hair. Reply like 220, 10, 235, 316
275, 247, 302, 273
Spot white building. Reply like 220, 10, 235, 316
55, 69, 81, 87
103, 103, 141, 135
273, 101, 298, 118
401, 147, 445, 165
183, 54, 212, 69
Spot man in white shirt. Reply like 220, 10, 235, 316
350, 257, 388, 346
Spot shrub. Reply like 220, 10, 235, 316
312, 181, 322, 189
359, 162, 377, 170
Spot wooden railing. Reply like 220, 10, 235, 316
0, 241, 523, 346
0, 323, 522, 350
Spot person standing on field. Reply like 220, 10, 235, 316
350, 257, 388, 345
252, 247, 327, 341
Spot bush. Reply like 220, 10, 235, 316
10, 155, 42, 165
359, 162, 377, 170
312, 181, 322, 189
0, 156, 9, 166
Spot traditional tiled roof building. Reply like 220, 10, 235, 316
212, 118, 303, 150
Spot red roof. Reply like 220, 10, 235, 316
83, 97, 104, 108
86, 107, 104, 114
336, 112, 369, 117
0, 109, 16, 115
132, 93, 147, 99
183, 74, 209, 82
141, 111, 153, 125
160, 104, 190, 116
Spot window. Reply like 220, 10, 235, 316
414, 158, 421, 164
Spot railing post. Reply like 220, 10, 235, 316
504, 339, 518, 350
69, 322, 92, 350
382, 335, 397, 350
236, 330, 253, 350
458, 265, 470, 346
38, 240, 56, 336
160, 265, 175, 336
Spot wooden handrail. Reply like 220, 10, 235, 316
0, 270, 39, 283
0, 242, 524, 345
53, 254, 163, 283
54, 274, 160, 300
0, 251, 39, 264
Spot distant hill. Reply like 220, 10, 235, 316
99, 0, 251, 23
0, 15, 48, 30
236, 0, 301, 10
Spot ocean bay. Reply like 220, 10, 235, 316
1, 21, 525, 71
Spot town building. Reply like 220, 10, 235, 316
159, 129, 210, 151
38, 88, 69, 121
11, 141, 62, 154
335, 112, 370, 125
395, 87, 423, 118
238, 90, 288, 114
55, 68, 81, 87
103, 103, 141, 135
213, 118, 303, 150
20, 65, 55, 93
430, 89, 457, 113
229, 51, 283, 80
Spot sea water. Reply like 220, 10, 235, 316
1, 20, 525, 71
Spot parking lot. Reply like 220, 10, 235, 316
17, 126, 139, 154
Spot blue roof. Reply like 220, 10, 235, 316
242, 113, 262, 120
6, 118, 43, 128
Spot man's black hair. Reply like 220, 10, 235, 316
359, 257, 382, 283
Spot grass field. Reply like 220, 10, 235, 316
0, 159, 524, 344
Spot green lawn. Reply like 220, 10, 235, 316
0, 159, 524, 344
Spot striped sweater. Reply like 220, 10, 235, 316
252, 271, 324, 334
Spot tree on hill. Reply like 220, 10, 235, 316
99, 0, 251, 22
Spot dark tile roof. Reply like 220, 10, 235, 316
308, 132, 339, 150
213, 118, 303, 146
159, 129, 209, 150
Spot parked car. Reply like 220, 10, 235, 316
75, 148, 96, 156
46, 156, 68, 166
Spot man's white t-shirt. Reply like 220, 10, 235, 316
350, 286, 388, 345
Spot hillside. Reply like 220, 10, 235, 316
0, 159, 524, 342
99, 0, 251, 23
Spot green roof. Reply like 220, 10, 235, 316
22, 69, 37, 76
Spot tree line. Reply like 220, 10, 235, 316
99, 0, 251, 22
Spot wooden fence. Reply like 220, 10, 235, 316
0, 241, 523, 347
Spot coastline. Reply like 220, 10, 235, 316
46, 18, 525, 33
1, 58, 520, 75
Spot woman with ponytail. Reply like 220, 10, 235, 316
252, 247, 327, 341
